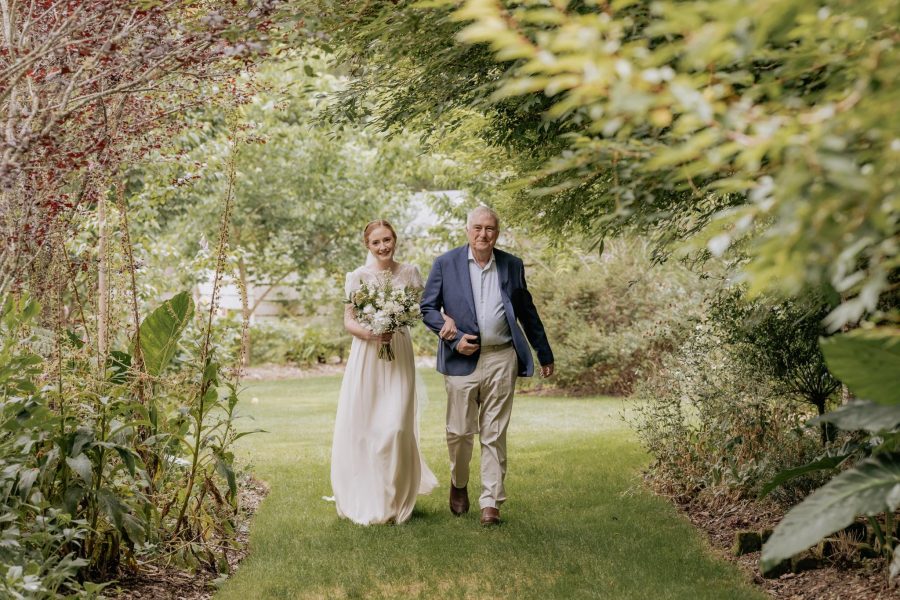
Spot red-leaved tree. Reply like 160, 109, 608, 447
0, 0, 288, 297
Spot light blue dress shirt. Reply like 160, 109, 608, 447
467, 246, 512, 346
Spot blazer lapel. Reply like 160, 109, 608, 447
497, 252, 510, 293
457, 245, 477, 318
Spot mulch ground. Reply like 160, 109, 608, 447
108, 475, 270, 600
671, 491, 899, 599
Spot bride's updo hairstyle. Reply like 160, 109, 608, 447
363, 219, 398, 246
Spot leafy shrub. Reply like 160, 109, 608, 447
285, 321, 349, 365
0, 299, 96, 598
246, 317, 350, 366
629, 301, 835, 503
710, 290, 840, 427
527, 239, 709, 395
0, 294, 251, 597
244, 320, 294, 365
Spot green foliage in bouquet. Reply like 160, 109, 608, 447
347, 274, 423, 361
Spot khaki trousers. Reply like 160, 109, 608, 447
444, 345, 518, 509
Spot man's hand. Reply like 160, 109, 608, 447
456, 333, 480, 356
539, 363, 555, 378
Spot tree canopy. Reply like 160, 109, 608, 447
318, 0, 899, 331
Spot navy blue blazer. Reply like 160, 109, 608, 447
421, 245, 554, 377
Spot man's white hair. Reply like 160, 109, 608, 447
466, 205, 501, 228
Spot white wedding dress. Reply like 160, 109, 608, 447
330, 263, 438, 525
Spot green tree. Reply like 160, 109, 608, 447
128, 51, 513, 362
318, 0, 899, 333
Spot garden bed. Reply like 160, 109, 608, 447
109, 475, 270, 600
671, 491, 898, 599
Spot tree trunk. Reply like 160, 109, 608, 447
235, 264, 292, 368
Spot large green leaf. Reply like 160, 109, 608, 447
761, 452, 900, 571
66, 454, 93, 487
811, 401, 900, 433
758, 454, 851, 499
820, 331, 900, 405
215, 457, 237, 501
97, 487, 127, 530
17, 468, 40, 499
136, 291, 194, 377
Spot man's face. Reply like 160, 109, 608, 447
466, 213, 499, 254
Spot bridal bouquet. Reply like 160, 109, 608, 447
348, 275, 423, 361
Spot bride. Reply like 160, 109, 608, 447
330, 219, 439, 524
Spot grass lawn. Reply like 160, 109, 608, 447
214, 371, 765, 600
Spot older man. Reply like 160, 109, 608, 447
421, 206, 554, 526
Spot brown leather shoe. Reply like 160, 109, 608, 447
449, 485, 469, 516
480, 506, 500, 526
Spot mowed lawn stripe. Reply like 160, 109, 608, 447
215, 372, 764, 600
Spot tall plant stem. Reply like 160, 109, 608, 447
62, 244, 91, 350
172, 120, 238, 538
86, 404, 109, 558
97, 194, 108, 372
52, 226, 69, 504
235, 257, 251, 373
870, 515, 886, 550
116, 181, 146, 405
51, 228, 65, 409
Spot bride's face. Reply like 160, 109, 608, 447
366, 226, 396, 261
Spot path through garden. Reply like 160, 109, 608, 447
214, 372, 766, 600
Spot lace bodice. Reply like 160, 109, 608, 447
344, 263, 424, 297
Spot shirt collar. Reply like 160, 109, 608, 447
467, 245, 495, 269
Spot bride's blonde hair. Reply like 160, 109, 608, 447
363, 219, 397, 246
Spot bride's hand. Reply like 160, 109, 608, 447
370, 331, 393, 343
439, 314, 457, 341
